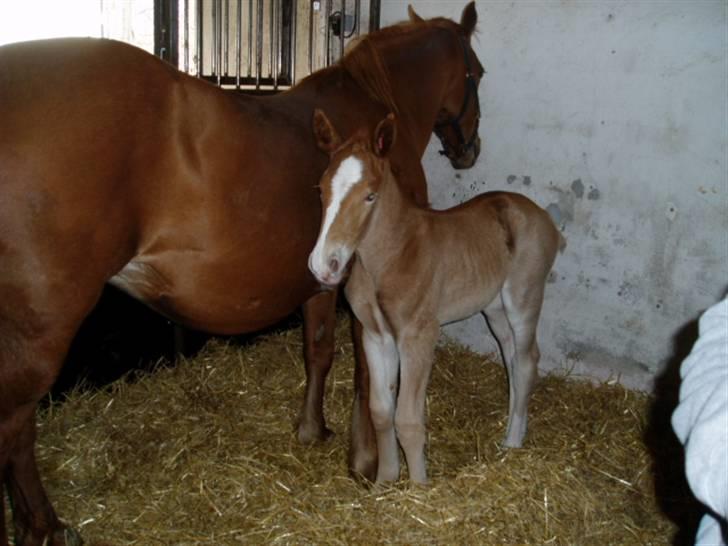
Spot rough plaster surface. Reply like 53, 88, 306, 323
382, 1, 728, 391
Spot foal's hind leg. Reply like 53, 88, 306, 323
499, 280, 545, 448
483, 298, 519, 444
298, 290, 338, 443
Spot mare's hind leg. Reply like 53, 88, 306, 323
498, 279, 545, 448
1, 337, 79, 546
348, 316, 378, 482
4, 411, 82, 546
1, 270, 105, 544
297, 290, 338, 443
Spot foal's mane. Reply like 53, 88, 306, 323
309, 17, 463, 116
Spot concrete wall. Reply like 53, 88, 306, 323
381, 1, 727, 390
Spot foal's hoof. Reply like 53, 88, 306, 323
61, 526, 84, 546
44, 524, 83, 546
296, 422, 335, 445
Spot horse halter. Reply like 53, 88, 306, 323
434, 36, 481, 160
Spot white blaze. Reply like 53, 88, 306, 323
310, 155, 363, 276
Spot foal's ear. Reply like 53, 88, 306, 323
373, 113, 396, 158
407, 5, 424, 23
460, 1, 478, 38
313, 108, 341, 153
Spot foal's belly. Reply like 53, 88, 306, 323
437, 282, 503, 326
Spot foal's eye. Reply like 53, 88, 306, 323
365, 193, 377, 203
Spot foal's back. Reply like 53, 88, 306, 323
422, 191, 563, 323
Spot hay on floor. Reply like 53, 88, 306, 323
19, 315, 685, 544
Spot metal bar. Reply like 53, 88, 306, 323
224, 0, 230, 76
339, 0, 345, 60
273, 0, 279, 89
369, 0, 380, 32
169, 0, 179, 67
354, 0, 360, 37
212, 0, 217, 77
236, 0, 242, 88
291, 0, 297, 84
247, 0, 253, 77
268, 0, 274, 79
184, 0, 189, 72
196, 0, 203, 76
217, 0, 223, 85
154, 0, 178, 66
256, 0, 263, 89
325, 0, 332, 66
308, 0, 314, 74
212, 0, 216, 74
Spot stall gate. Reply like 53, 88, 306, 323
156, 0, 380, 92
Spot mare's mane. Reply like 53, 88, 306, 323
300, 17, 462, 116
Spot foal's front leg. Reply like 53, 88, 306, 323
395, 322, 439, 484
362, 328, 400, 483
348, 316, 378, 482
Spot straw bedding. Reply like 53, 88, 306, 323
13, 315, 692, 544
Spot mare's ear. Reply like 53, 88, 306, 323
407, 5, 424, 23
373, 113, 396, 158
460, 1, 477, 38
313, 108, 341, 153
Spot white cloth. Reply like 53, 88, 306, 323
672, 297, 728, 545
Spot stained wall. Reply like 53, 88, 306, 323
381, 1, 727, 390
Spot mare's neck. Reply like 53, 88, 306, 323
283, 27, 458, 156
377, 29, 457, 155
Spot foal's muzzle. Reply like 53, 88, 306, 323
308, 251, 345, 288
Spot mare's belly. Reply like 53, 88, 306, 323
109, 249, 319, 335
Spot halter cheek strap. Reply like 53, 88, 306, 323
434, 36, 481, 159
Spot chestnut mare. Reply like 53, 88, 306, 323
309, 111, 564, 483
0, 4, 483, 544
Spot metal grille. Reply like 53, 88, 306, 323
160, 0, 379, 93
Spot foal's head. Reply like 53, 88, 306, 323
308, 109, 395, 286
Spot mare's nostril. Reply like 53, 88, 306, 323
329, 257, 340, 274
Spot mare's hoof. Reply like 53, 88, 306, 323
296, 422, 335, 445
348, 450, 377, 484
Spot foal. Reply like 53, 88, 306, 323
308, 110, 565, 483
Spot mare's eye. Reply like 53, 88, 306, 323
365, 193, 377, 203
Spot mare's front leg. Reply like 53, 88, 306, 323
361, 328, 400, 483
395, 322, 439, 484
348, 316, 378, 482
297, 290, 338, 443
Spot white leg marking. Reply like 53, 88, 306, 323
363, 328, 400, 483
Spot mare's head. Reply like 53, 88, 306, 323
308, 109, 395, 286
415, 2, 484, 169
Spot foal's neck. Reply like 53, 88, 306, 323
357, 166, 423, 275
